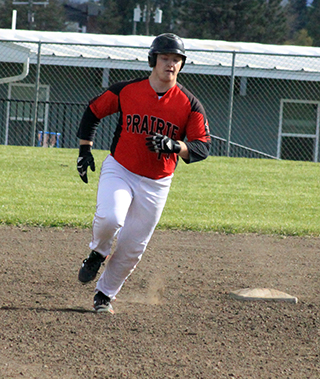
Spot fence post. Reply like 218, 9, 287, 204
226, 51, 236, 157
315, 104, 320, 163
31, 41, 42, 147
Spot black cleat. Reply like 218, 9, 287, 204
78, 251, 106, 283
93, 291, 114, 314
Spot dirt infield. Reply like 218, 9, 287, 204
0, 226, 319, 379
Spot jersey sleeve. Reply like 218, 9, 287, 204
89, 85, 121, 119
77, 81, 127, 141
183, 98, 211, 164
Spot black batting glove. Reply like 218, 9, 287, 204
77, 145, 95, 184
146, 133, 181, 154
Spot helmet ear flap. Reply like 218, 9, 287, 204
180, 58, 186, 71
148, 54, 157, 68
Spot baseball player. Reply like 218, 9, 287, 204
77, 33, 211, 313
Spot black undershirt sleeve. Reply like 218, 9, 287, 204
76, 106, 101, 141
182, 139, 211, 164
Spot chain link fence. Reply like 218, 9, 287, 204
1, 38, 320, 161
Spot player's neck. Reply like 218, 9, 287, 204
148, 73, 176, 93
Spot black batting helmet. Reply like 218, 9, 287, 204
148, 33, 187, 70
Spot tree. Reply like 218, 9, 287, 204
96, 0, 185, 36
285, 0, 309, 43
258, 0, 289, 44
152, 0, 186, 35
285, 28, 313, 45
0, 0, 66, 31
180, 0, 288, 44
287, 0, 309, 34
306, 0, 320, 46
96, 0, 123, 34
34, 0, 66, 31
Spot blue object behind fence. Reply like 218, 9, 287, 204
38, 131, 61, 148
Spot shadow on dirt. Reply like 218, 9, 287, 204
0, 306, 93, 314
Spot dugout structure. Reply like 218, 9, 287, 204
1, 29, 320, 161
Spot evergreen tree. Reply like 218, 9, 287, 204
97, 0, 123, 34
286, 0, 309, 40
153, 0, 186, 35
180, 0, 288, 44
97, 0, 146, 35
259, 0, 289, 44
96, 0, 185, 36
114, 0, 137, 34
0, 0, 66, 31
287, 28, 313, 45
34, 0, 66, 31
289, 0, 308, 31
306, 0, 320, 46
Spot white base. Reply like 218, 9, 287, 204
229, 288, 298, 304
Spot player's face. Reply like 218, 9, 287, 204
155, 53, 183, 83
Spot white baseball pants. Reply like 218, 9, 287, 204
89, 155, 172, 299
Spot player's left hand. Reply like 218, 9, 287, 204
146, 133, 181, 154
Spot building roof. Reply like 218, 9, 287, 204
1, 29, 320, 81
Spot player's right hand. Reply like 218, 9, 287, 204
146, 132, 181, 154
77, 145, 95, 184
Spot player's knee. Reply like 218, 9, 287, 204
94, 213, 123, 233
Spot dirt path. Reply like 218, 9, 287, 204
0, 226, 319, 378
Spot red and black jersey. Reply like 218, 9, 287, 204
77, 77, 210, 179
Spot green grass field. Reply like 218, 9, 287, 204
1, 145, 320, 236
